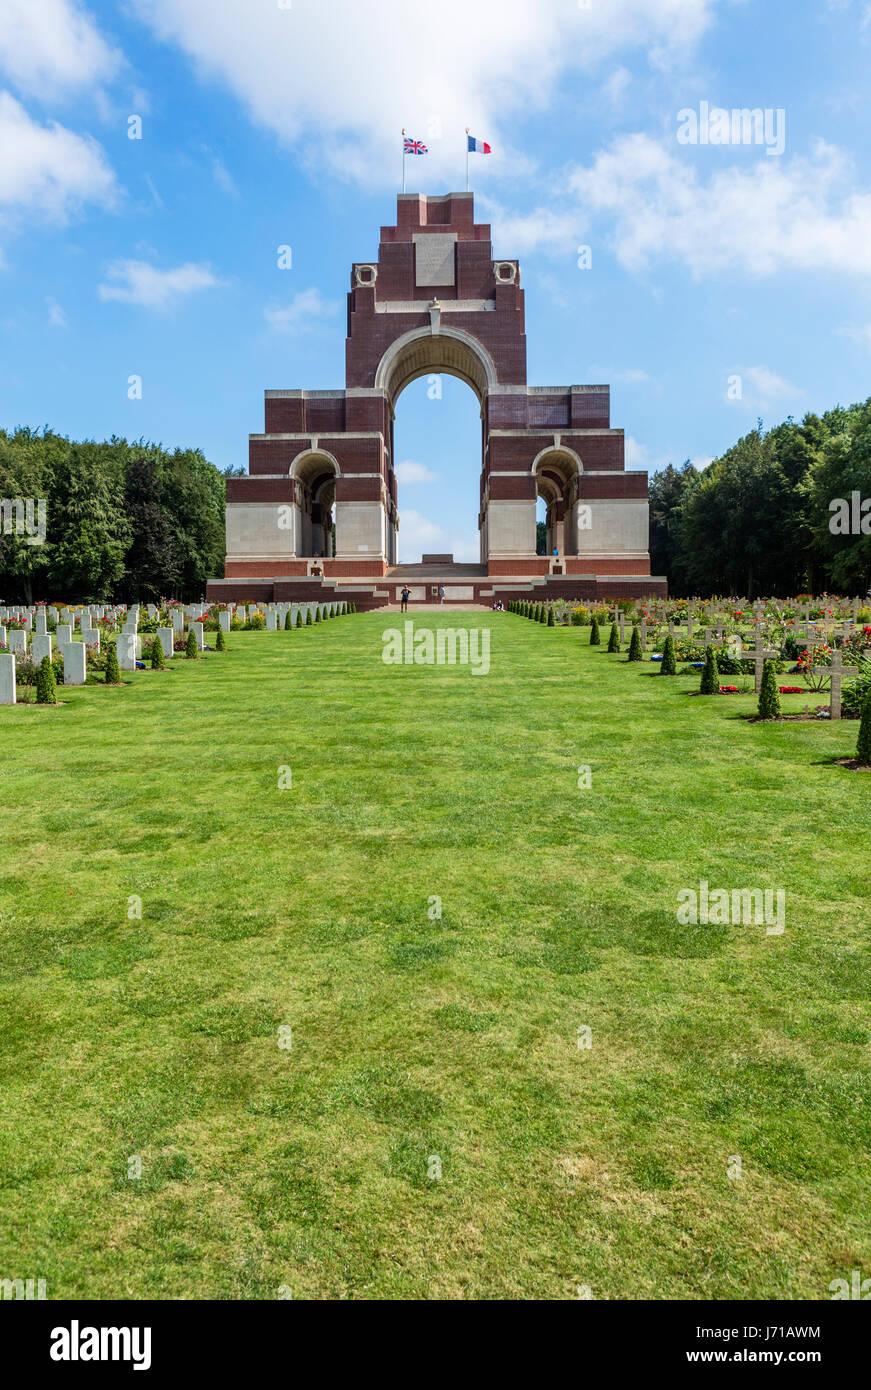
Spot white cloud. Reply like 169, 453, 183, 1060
98, 258, 222, 310
0, 0, 121, 99
0, 91, 116, 219
566, 133, 871, 278
478, 197, 581, 255
840, 322, 871, 351
624, 436, 649, 467
212, 156, 238, 197
397, 508, 478, 564
263, 287, 338, 334
46, 296, 67, 326
130, 0, 717, 186
726, 365, 801, 406
395, 459, 439, 484
603, 66, 632, 106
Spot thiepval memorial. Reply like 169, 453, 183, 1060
207, 193, 666, 609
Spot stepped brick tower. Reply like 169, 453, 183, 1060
207, 192, 666, 608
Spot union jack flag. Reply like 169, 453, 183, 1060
404, 137, 428, 155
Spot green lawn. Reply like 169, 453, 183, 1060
1, 613, 869, 1300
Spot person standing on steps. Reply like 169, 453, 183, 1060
400, 585, 411, 613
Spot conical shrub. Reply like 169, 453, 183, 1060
150, 635, 165, 669
758, 659, 781, 719
589, 616, 601, 646
547, 606, 555, 627
36, 654, 57, 704
628, 625, 643, 662
105, 642, 121, 685
699, 644, 719, 694
185, 627, 198, 659
607, 621, 620, 652
306, 608, 313, 626
660, 633, 677, 675
215, 624, 226, 651
284, 610, 293, 630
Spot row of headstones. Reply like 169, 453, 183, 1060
1, 601, 351, 703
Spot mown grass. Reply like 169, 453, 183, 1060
1, 613, 869, 1300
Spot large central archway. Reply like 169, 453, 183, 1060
375, 326, 497, 408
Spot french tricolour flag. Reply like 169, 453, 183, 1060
467, 135, 492, 154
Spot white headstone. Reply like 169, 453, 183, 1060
35, 611, 47, 635
157, 627, 174, 659
8, 629, 27, 655
172, 612, 184, 632
81, 628, 100, 653
0, 653, 15, 704
32, 633, 53, 665
266, 611, 278, 630
219, 611, 230, 632
0, 625, 6, 648
56, 624, 72, 647
117, 633, 137, 670
62, 641, 87, 685
191, 621, 204, 651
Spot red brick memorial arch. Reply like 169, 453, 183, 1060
207, 192, 666, 608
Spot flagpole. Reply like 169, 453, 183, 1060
401, 128, 406, 194
465, 127, 470, 192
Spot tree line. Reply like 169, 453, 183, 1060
649, 397, 871, 598
0, 428, 234, 603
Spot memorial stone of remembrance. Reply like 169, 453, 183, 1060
207, 192, 667, 608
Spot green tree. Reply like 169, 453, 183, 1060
104, 641, 121, 685
36, 654, 57, 704
185, 627, 198, 659
758, 659, 782, 719
607, 621, 620, 652
648, 460, 701, 593
589, 616, 601, 646
284, 610, 293, 630
699, 644, 719, 694
628, 626, 643, 662
150, 635, 165, 669
48, 443, 129, 601
215, 624, 226, 651
121, 454, 177, 603
660, 634, 677, 675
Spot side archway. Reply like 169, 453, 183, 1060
532, 446, 584, 557
289, 450, 341, 557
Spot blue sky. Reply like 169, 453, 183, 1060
1, 0, 870, 563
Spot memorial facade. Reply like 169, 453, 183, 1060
207, 192, 667, 608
